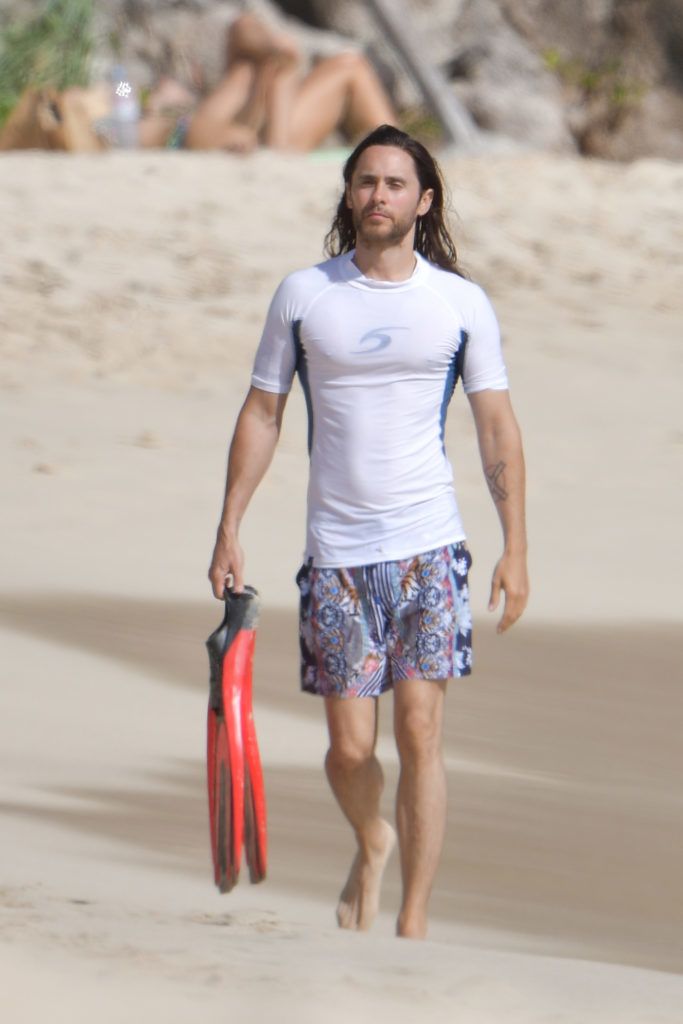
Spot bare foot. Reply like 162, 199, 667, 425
396, 911, 427, 940
336, 820, 396, 931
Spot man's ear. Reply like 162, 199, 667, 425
345, 183, 353, 209
418, 188, 434, 216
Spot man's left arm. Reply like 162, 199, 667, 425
468, 389, 529, 633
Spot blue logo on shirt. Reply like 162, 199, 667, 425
356, 326, 408, 354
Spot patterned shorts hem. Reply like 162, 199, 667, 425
300, 667, 472, 699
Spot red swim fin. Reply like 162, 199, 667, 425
206, 586, 266, 892
206, 710, 237, 892
241, 647, 268, 883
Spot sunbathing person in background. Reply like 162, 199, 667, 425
138, 12, 398, 152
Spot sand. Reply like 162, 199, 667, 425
1, 148, 682, 1022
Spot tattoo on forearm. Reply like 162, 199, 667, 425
485, 461, 508, 502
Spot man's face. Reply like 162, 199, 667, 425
346, 145, 434, 248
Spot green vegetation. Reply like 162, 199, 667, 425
543, 48, 645, 112
0, 0, 95, 128
399, 106, 444, 148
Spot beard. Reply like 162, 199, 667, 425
352, 204, 418, 247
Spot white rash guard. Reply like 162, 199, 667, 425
251, 250, 508, 568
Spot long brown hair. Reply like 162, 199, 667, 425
324, 124, 463, 276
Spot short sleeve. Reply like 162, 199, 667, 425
462, 286, 509, 394
251, 278, 298, 394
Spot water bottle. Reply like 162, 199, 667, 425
109, 64, 140, 148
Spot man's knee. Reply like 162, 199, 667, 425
326, 735, 375, 775
395, 705, 442, 763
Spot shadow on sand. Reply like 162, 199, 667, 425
1, 592, 681, 972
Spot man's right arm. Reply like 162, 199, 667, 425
208, 385, 288, 597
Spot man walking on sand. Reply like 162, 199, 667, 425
209, 124, 528, 939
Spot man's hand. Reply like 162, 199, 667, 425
488, 549, 529, 633
208, 529, 245, 598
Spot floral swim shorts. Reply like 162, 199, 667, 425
296, 542, 473, 698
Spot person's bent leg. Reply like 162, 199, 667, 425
393, 676, 448, 939
286, 51, 397, 151
184, 61, 258, 151
324, 695, 396, 930
226, 12, 301, 66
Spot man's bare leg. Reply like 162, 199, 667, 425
393, 677, 448, 939
324, 695, 396, 930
